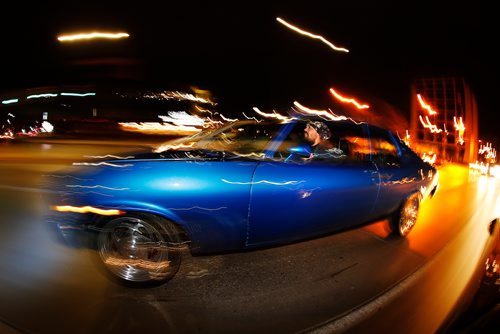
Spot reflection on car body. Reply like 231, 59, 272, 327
44, 118, 439, 285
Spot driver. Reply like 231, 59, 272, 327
304, 121, 345, 160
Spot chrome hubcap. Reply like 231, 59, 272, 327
399, 194, 420, 236
98, 217, 172, 282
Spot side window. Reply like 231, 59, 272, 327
369, 127, 400, 167
325, 122, 371, 163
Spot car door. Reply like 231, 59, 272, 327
246, 121, 380, 247
367, 126, 423, 217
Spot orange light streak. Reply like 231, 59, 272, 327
417, 94, 437, 115
329, 88, 369, 109
52, 205, 124, 216
422, 152, 437, 165
419, 115, 443, 133
453, 116, 465, 145
276, 17, 349, 53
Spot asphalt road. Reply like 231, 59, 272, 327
0, 137, 498, 333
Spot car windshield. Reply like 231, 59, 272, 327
156, 120, 293, 159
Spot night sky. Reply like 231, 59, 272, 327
0, 1, 495, 140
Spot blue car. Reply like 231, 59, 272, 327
45, 118, 439, 285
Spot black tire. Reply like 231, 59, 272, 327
96, 213, 183, 285
391, 192, 422, 237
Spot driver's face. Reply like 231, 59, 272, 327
304, 124, 319, 143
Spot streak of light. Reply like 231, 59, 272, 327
103, 257, 172, 272
252, 107, 294, 122
154, 142, 196, 153
329, 88, 369, 109
479, 142, 496, 162
66, 185, 129, 191
1, 99, 18, 104
222, 179, 305, 186
60, 92, 96, 97
242, 112, 263, 122
52, 205, 124, 216
72, 162, 133, 168
158, 111, 205, 126
119, 122, 201, 136
419, 115, 443, 133
83, 155, 135, 159
469, 161, 490, 175
230, 152, 267, 159
219, 113, 239, 122
27, 93, 58, 99
417, 94, 438, 115
168, 206, 227, 211
380, 177, 417, 186
453, 116, 465, 145
194, 105, 214, 115
276, 17, 349, 53
293, 101, 348, 121
422, 152, 437, 165
57, 32, 129, 42
143, 91, 216, 105
0, 130, 14, 139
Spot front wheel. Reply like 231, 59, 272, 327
391, 192, 422, 237
96, 213, 183, 285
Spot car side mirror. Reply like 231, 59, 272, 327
288, 144, 311, 157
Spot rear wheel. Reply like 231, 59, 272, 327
391, 192, 422, 237
96, 213, 182, 285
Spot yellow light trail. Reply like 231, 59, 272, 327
52, 205, 124, 216
329, 88, 369, 109
417, 94, 437, 115
57, 31, 130, 42
276, 17, 349, 53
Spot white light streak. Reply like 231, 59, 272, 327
293, 101, 348, 121
66, 185, 129, 191
276, 17, 349, 53
2, 99, 18, 104
27, 93, 58, 99
83, 154, 135, 159
222, 179, 305, 186
61, 92, 96, 97
252, 107, 294, 122
73, 162, 133, 168
57, 32, 130, 42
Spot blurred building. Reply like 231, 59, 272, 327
410, 77, 478, 164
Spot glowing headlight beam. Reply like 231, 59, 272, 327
57, 32, 129, 42
329, 88, 369, 109
52, 205, 124, 216
276, 17, 349, 53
